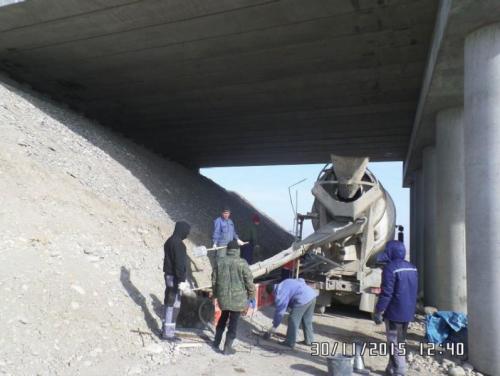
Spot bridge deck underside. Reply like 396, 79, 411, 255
0, 0, 436, 167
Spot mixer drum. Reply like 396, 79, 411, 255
311, 162, 396, 267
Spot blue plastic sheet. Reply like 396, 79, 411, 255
426, 311, 468, 344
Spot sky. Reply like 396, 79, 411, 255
200, 161, 409, 248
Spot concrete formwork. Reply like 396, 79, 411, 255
464, 22, 500, 376
435, 108, 467, 312
422, 147, 438, 307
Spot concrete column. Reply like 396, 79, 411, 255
411, 169, 425, 295
464, 23, 500, 375
435, 108, 467, 312
422, 147, 438, 307
415, 169, 425, 296
409, 175, 417, 267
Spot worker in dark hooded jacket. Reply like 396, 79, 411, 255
162, 221, 191, 341
374, 240, 418, 376
211, 240, 255, 355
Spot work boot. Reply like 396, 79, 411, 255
213, 328, 224, 350
385, 366, 395, 376
161, 323, 181, 342
299, 340, 312, 346
278, 340, 294, 350
223, 338, 236, 355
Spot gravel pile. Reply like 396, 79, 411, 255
0, 75, 292, 375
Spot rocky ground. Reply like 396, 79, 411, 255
0, 75, 291, 375
0, 75, 481, 376
124, 305, 481, 376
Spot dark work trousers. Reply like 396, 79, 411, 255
163, 274, 181, 338
280, 268, 294, 281
216, 310, 241, 340
286, 297, 316, 346
384, 320, 409, 375
240, 243, 254, 265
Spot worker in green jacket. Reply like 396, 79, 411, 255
211, 240, 256, 354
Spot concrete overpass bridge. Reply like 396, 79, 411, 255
1, 0, 499, 374
0, 0, 436, 167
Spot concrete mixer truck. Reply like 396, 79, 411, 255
192, 154, 396, 317
248, 154, 396, 313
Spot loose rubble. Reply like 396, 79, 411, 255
0, 76, 291, 375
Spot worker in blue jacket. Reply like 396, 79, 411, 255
374, 240, 418, 376
263, 278, 318, 348
212, 207, 244, 249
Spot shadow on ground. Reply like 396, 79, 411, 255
120, 265, 212, 342
120, 266, 161, 338
118, 274, 396, 375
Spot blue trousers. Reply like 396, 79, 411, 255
385, 320, 408, 375
162, 274, 181, 339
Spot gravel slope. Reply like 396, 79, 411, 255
0, 75, 292, 376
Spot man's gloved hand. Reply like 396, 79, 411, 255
247, 298, 256, 309
373, 312, 384, 325
178, 281, 191, 294
237, 239, 246, 246
263, 326, 277, 340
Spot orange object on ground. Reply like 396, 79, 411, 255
213, 299, 222, 325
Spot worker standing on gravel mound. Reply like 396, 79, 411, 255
211, 240, 256, 355
212, 207, 245, 249
162, 221, 191, 342
373, 240, 418, 376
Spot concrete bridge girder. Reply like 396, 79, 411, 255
0, 0, 437, 167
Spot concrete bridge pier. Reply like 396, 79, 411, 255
464, 22, 500, 375
410, 175, 417, 267
422, 146, 438, 307
415, 169, 425, 297
435, 108, 467, 312
410, 169, 425, 295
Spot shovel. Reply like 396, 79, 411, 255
192, 245, 226, 257
193, 242, 249, 257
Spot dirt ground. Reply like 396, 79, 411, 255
136, 303, 470, 376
